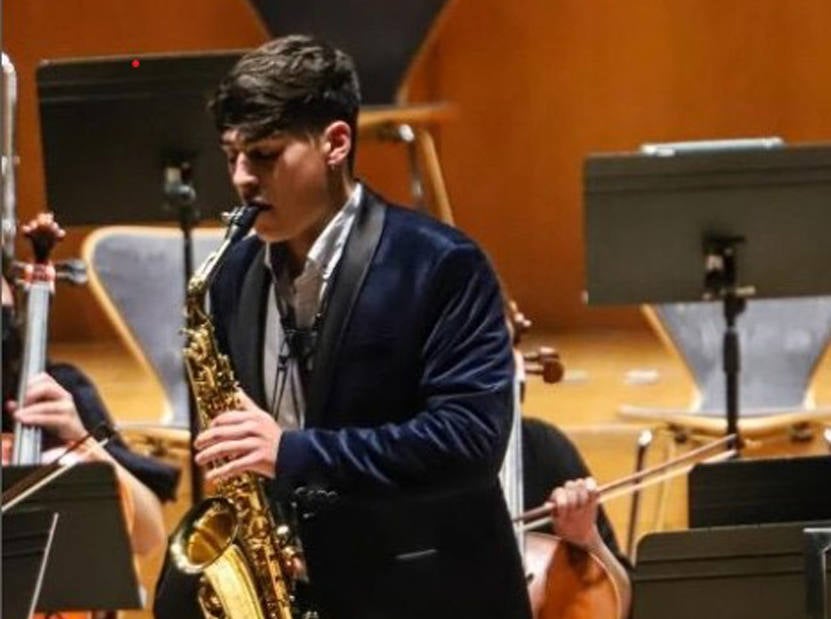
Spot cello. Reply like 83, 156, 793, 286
505, 301, 735, 619
504, 302, 620, 619
2, 213, 87, 463
518, 434, 737, 619
7, 213, 65, 464
2, 214, 127, 619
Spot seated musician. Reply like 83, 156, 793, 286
505, 299, 631, 616
2, 272, 176, 554
523, 416, 633, 619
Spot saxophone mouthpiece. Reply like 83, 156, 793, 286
223, 204, 264, 243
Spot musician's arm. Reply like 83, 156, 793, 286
45, 364, 169, 553
10, 370, 167, 555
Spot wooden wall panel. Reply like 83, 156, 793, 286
6, 0, 831, 340
3, 0, 428, 341
3, 0, 268, 339
432, 0, 831, 330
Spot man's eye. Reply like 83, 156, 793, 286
248, 150, 279, 162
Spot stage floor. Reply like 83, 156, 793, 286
50, 327, 831, 617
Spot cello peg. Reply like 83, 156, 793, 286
523, 346, 560, 363
55, 259, 88, 285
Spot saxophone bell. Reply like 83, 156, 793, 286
170, 496, 239, 575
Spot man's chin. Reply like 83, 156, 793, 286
252, 223, 288, 244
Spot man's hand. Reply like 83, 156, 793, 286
549, 477, 601, 549
5, 372, 86, 443
194, 389, 282, 481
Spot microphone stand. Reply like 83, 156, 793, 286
163, 162, 204, 505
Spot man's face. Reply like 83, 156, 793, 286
220, 129, 332, 244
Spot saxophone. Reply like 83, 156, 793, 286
169, 205, 306, 619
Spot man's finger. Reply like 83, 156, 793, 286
236, 389, 258, 411
13, 401, 70, 420
195, 437, 257, 466
195, 419, 256, 448
552, 486, 569, 514
574, 483, 589, 508
585, 477, 600, 502
210, 410, 255, 427
12, 411, 66, 429
205, 452, 260, 482
21, 380, 68, 406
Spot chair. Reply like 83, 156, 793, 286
620, 297, 831, 437
82, 226, 224, 425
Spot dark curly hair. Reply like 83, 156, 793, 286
210, 35, 361, 170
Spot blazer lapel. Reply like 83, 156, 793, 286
230, 244, 269, 408
305, 191, 386, 427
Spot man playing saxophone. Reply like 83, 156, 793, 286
155, 35, 530, 619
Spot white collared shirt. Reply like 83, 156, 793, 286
262, 183, 362, 429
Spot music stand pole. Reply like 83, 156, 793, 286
703, 236, 754, 453
164, 163, 204, 504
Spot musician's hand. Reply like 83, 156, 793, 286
5, 372, 86, 443
194, 389, 282, 481
549, 477, 601, 549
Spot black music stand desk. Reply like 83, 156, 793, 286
2, 510, 59, 619
3, 461, 142, 613
584, 141, 831, 305
689, 454, 831, 528
634, 520, 831, 619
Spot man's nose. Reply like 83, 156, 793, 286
230, 155, 258, 195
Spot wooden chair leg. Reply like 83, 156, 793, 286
414, 127, 454, 226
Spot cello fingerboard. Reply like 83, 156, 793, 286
11, 282, 51, 465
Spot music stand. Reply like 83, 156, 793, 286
2, 510, 59, 619
689, 454, 831, 528
584, 139, 831, 447
37, 52, 242, 501
3, 462, 142, 612
37, 52, 239, 228
633, 520, 831, 619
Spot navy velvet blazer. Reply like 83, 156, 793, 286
156, 188, 531, 619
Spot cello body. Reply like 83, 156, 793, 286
525, 532, 620, 619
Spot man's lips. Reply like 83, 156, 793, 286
248, 200, 273, 212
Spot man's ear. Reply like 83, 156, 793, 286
323, 121, 352, 167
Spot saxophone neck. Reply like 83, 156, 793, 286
185, 243, 227, 315
185, 204, 262, 311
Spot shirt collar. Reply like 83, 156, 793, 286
265, 183, 363, 282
